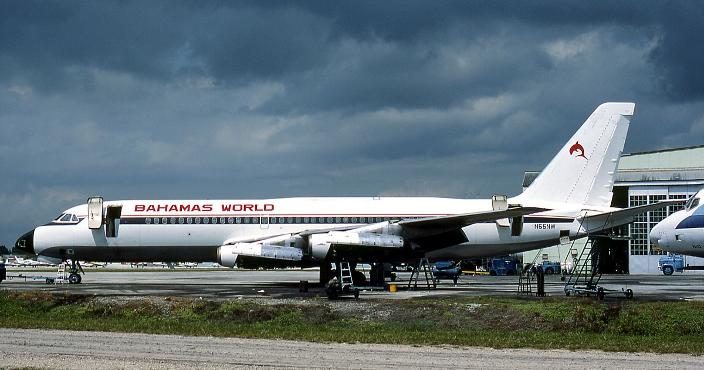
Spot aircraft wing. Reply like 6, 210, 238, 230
578, 200, 684, 232
218, 206, 547, 265
398, 207, 548, 230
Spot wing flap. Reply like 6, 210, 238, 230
398, 207, 547, 229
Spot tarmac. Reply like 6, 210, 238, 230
2, 267, 704, 301
3, 268, 704, 369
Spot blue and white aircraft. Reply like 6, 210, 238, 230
650, 189, 704, 256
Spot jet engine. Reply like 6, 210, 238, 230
309, 231, 404, 260
217, 243, 303, 268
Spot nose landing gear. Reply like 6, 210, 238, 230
64, 260, 84, 284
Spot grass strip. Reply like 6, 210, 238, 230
2, 291, 704, 354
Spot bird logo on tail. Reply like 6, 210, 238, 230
569, 141, 588, 159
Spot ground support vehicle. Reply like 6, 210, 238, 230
431, 261, 462, 284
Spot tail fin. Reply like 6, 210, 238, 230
516, 102, 635, 208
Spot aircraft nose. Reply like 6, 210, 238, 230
15, 229, 35, 255
649, 224, 664, 248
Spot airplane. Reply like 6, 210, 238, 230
650, 189, 704, 257
6, 256, 56, 267
15, 102, 675, 286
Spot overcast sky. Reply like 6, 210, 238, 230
2, 1, 704, 247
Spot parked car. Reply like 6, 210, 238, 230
432, 261, 462, 283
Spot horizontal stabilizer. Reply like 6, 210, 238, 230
578, 200, 683, 232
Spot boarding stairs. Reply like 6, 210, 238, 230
564, 238, 602, 297
55, 263, 68, 284
407, 257, 436, 290
518, 248, 543, 295
339, 261, 354, 291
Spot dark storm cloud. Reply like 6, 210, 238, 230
2, 0, 704, 247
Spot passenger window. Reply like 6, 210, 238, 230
178, 217, 184, 224
227, 217, 233, 224
187, 217, 192, 224
195, 217, 201, 224
252, 217, 259, 223
236, 217, 241, 224
154, 218, 159, 224
279, 217, 285, 224
170, 217, 176, 224
146, 218, 152, 224
203, 217, 209, 224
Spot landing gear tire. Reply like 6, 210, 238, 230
663, 266, 674, 275
353, 289, 360, 299
625, 288, 633, 299
68, 273, 82, 284
597, 287, 605, 301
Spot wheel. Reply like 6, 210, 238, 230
625, 289, 633, 299
325, 278, 339, 300
352, 270, 367, 285
663, 266, 674, 275
489, 270, 497, 276
597, 287, 605, 301
545, 268, 554, 275
353, 289, 360, 299
68, 273, 82, 284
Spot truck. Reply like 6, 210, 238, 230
659, 254, 685, 275
540, 261, 562, 275
488, 257, 519, 276
658, 254, 704, 275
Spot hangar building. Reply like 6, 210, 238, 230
522, 145, 704, 274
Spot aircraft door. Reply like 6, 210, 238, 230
105, 205, 122, 238
87, 197, 104, 229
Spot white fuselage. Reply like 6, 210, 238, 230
650, 190, 704, 257
27, 196, 612, 263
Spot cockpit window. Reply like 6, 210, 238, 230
53, 213, 80, 224
686, 196, 700, 211
54, 213, 65, 221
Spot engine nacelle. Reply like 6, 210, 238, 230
308, 231, 404, 260
217, 243, 303, 268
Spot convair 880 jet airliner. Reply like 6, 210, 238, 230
15, 102, 674, 284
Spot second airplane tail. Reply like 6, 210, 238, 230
516, 102, 635, 208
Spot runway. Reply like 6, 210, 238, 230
2, 328, 704, 370
2, 268, 704, 300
